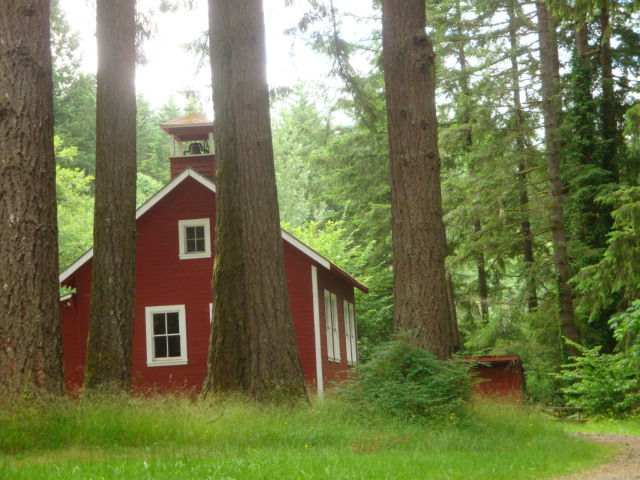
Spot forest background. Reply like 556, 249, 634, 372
53, 0, 640, 405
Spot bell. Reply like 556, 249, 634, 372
188, 142, 202, 155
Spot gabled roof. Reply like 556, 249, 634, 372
59, 168, 368, 293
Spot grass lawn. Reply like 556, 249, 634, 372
0, 396, 614, 480
563, 417, 640, 436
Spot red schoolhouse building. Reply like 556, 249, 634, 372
59, 112, 367, 395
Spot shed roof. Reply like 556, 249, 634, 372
462, 355, 523, 367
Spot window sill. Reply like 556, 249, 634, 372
147, 359, 188, 367
179, 252, 211, 260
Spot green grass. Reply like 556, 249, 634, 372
0, 396, 613, 480
563, 416, 640, 436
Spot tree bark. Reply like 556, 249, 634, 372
508, 0, 538, 312
599, 5, 619, 177
202, 0, 307, 399
536, 2, 579, 356
381, 0, 450, 359
84, 0, 137, 390
0, 0, 65, 398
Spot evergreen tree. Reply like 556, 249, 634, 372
0, 0, 65, 398
202, 0, 307, 399
84, 0, 138, 391
381, 0, 451, 358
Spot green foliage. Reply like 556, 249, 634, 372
336, 339, 473, 422
555, 342, 640, 417
136, 173, 163, 207
609, 299, 640, 357
574, 186, 640, 321
56, 162, 94, 269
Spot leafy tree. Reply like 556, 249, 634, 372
610, 300, 640, 358
0, 0, 65, 397
202, 0, 307, 400
56, 159, 94, 270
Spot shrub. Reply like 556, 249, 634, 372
555, 342, 640, 417
335, 338, 473, 422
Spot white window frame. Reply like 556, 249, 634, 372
145, 305, 188, 367
343, 300, 357, 365
178, 218, 211, 259
324, 290, 341, 362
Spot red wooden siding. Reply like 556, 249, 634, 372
467, 356, 525, 401
60, 175, 357, 394
170, 154, 216, 180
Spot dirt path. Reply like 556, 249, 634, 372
548, 434, 640, 480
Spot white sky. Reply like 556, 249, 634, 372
58, 0, 378, 113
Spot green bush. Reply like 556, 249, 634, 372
335, 338, 473, 422
555, 342, 640, 417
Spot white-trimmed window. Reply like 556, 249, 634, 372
324, 290, 340, 362
145, 305, 188, 366
343, 300, 357, 364
178, 218, 211, 259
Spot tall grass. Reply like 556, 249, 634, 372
0, 396, 613, 480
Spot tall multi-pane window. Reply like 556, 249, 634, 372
152, 311, 181, 358
324, 290, 340, 362
145, 305, 188, 366
343, 300, 357, 364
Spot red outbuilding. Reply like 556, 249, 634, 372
466, 355, 526, 401
59, 112, 368, 396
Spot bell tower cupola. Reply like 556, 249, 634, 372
160, 112, 215, 180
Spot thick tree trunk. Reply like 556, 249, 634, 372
508, 0, 537, 312
536, 2, 579, 356
202, 0, 307, 399
0, 0, 65, 397
381, 0, 450, 359
84, 0, 137, 390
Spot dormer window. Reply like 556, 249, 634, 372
178, 218, 211, 259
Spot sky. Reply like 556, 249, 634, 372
58, 0, 378, 113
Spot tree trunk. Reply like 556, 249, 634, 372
573, 22, 597, 169
84, 0, 137, 390
599, 5, 619, 177
454, 0, 490, 324
0, 0, 65, 398
536, 2, 579, 356
508, 0, 537, 312
202, 0, 307, 400
381, 0, 450, 359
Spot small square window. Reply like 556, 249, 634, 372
178, 219, 211, 259
145, 305, 188, 366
